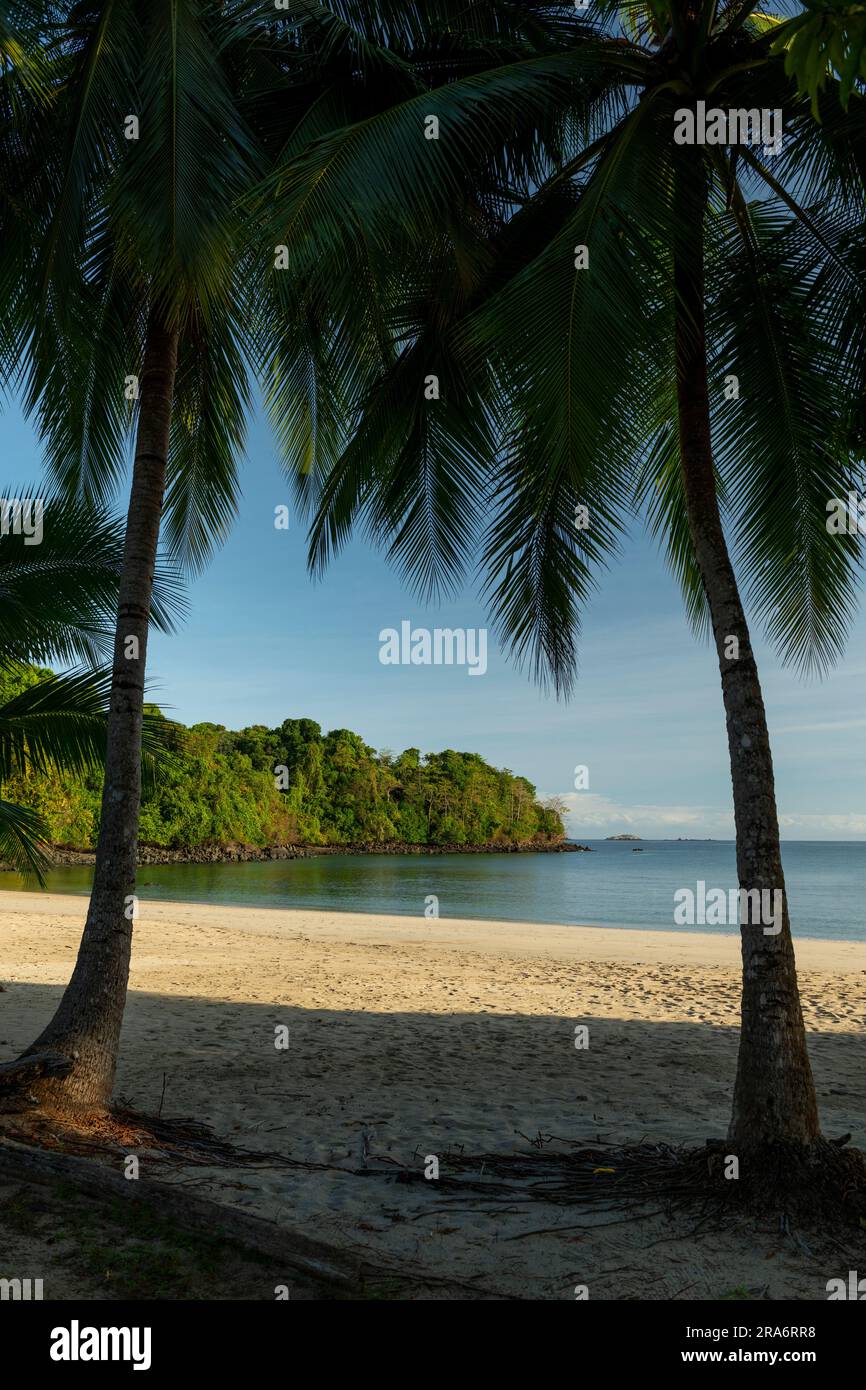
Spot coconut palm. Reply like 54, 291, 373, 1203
0, 0, 263, 1113
261, 0, 866, 1151
0, 0, 519, 1115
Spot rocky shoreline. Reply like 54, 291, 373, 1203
1, 839, 591, 870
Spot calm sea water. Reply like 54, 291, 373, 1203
0, 840, 863, 942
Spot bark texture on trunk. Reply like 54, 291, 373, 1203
674, 198, 819, 1148
20, 312, 179, 1114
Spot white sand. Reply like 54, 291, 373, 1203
2, 891, 864, 1299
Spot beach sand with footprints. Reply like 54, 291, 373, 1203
2, 891, 865, 1299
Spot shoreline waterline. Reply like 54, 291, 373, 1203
0, 839, 862, 943
0, 889, 864, 963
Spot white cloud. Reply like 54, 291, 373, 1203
773, 719, 866, 736
555, 792, 734, 836
553, 793, 866, 839
778, 811, 866, 834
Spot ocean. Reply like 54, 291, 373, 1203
1, 839, 863, 942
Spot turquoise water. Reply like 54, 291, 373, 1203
0, 840, 863, 942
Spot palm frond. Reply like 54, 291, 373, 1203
253, 41, 648, 274
0, 487, 185, 666
461, 94, 690, 693
163, 307, 249, 574
0, 796, 49, 881
636, 418, 717, 639
0, 667, 111, 783
708, 191, 863, 674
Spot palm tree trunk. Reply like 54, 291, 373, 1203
674, 207, 820, 1150
16, 310, 179, 1114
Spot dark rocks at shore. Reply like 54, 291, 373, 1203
304, 840, 591, 857
40, 842, 309, 869
1, 838, 591, 870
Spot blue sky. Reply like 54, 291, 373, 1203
5, 400, 866, 840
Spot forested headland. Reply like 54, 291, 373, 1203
1, 664, 565, 856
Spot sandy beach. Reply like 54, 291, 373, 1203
2, 891, 865, 1299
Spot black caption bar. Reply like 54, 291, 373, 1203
5, 1296, 862, 1375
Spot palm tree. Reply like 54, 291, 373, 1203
0, 0, 504, 1115
0, 0, 261, 1114
261, 0, 865, 1152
